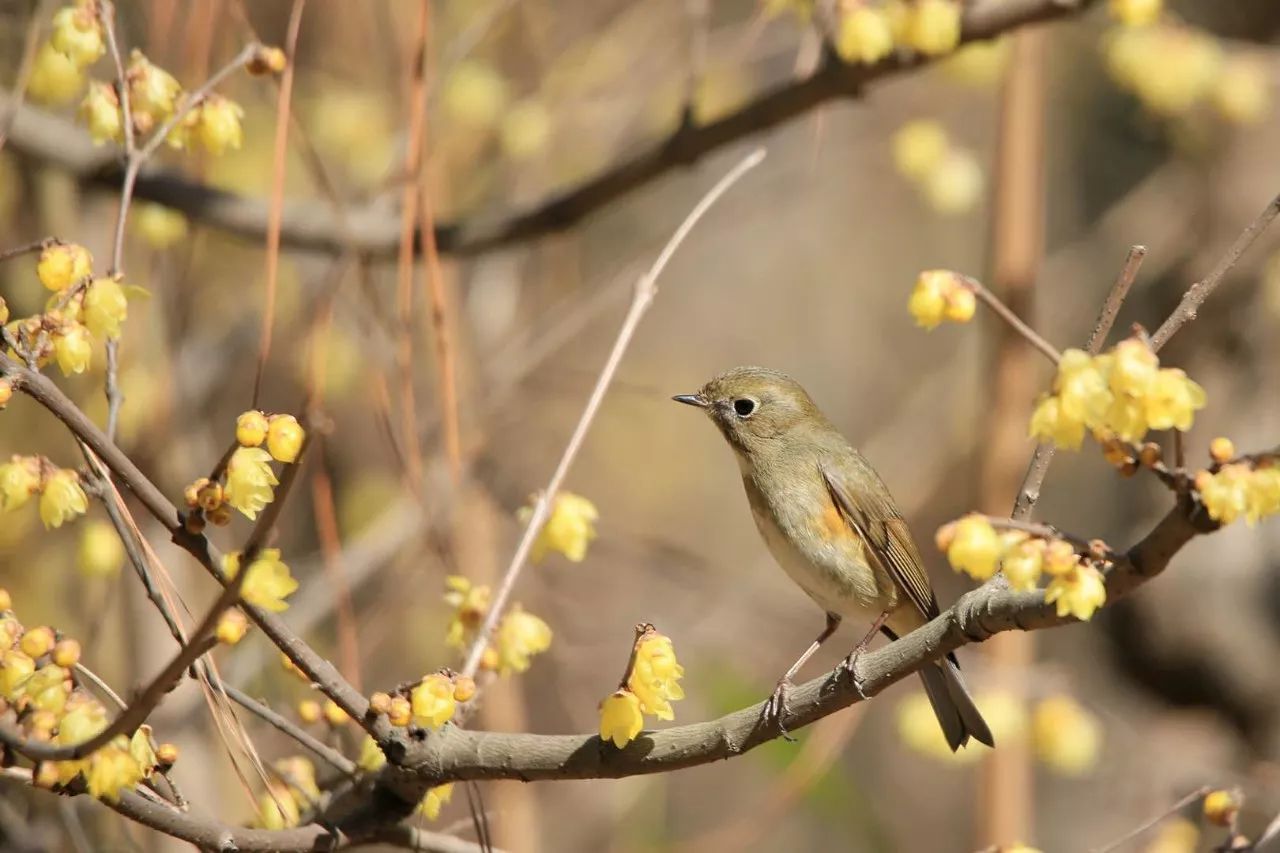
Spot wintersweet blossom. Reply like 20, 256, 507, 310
224, 446, 278, 519
599, 689, 644, 748
1044, 563, 1106, 621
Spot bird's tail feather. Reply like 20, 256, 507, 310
918, 659, 995, 752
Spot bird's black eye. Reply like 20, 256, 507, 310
733, 398, 757, 418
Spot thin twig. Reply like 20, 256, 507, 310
0, 237, 50, 264
1011, 246, 1146, 520
249, 3, 304, 408
1151, 190, 1280, 351
459, 147, 766, 677
214, 680, 358, 776
961, 274, 1062, 364
1090, 786, 1211, 853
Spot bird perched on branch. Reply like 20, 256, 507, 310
674, 366, 992, 750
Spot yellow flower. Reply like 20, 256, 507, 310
0, 456, 41, 512
1028, 394, 1085, 450
896, 691, 982, 762
27, 42, 85, 105
52, 638, 81, 668
906, 0, 962, 57
126, 49, 181, 133
495, 605, 552, 675
0, 650, 35, 700
83, 277, 128, 339
837, 5, 894, 65
1044, 563, 1106, 621
52, 322, 92, 376
628, 631, 685, 720
599, 689, 644, 748
1108, 337, 1158, 397
1203, 789, 1240, 827
441, 60, 509, 131
443, 575, 490, 649
236, 410, 269, 447
1143, 368, 1205, 432
1195, 464, 1251, 526
1246, 466, 1280, 525
50, 3, 105, 67
908, 269, 972, 330
1041, 540, 1079, 576
1109, 0, 1162, 27
1102, 394, 1149, 443
924, 148, 983, 214
224, 446, 278, 519
1107, 25, 1221, 117
1032, 695, 1101, 775
255, 782, 301, 830
358, 735, 386, 772
130, 726, 157, 776
132, 203, 188, 249
522, 491, 598, 563
85, 737, 146, 801
410, 673, 456, 730
418, 783, 454, 820
1055, 350, 1110, 425
940, 38, 1010, 87
266, 414, 306, 463
224, 548, 298, 612
20, 626, 55, 658
79, 81, 123, 145
893, 119, 948, 181
194, 95, 245, 155
945, 514, 1001, 580
1000, 537, 1045, 592
215, 609, 249, 644
37, 243, 93, 293
274, 756, 320, 804
40, 468, 88, 529
1209, 436, 1235, 464
1213, 57, 1270, 125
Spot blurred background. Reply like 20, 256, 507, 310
1, 0, 1280, 850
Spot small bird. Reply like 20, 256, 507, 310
674, 366, 993, 750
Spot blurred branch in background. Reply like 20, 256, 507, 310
0, 0, 1097, 259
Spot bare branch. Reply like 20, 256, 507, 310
0, 0, 1097, 259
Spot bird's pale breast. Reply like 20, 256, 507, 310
742, 469, 897, 621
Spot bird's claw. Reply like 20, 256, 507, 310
762, 678, 796, 742
835, 648, 862, 681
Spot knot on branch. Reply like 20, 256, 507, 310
952, 582, 1003, 644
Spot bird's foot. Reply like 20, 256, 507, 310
761, 677, 796, 742
835, 647, 865, 681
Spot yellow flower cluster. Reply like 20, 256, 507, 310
907, 269, 976, 330
831, 0, 964, 65
4, 243, 130, 378
520, 491, 599, 563
1195, 461, 1280, 527
0, 600, 172, 801
892, 121, 984, 215
598, 627, 685, 748
1029, 338, 1205, 451
27, 2, 100, 105
183, 412, 305, 525
1109, 0, 1162, 27
0, 456, 88, 530
1104, 23, 1269, 125
223, 548, 298, 612
939, 514, 1107, 621
442, 577, 553, 675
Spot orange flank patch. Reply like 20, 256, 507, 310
816, 503, 851, 542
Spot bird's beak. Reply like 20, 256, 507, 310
672, 393, 709, 408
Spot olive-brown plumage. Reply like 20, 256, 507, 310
675, 366, 993, 750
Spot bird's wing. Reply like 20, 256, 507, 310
820, 460, 941, 621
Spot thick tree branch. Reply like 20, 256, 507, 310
0, 0, 1096, 258
399, 499, 1212, 784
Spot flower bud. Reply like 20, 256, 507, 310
1210, 437, 1236, 464
156, 742, 179, 766
0, 380, 11, 408
236, 410, 270, 448
20, 626, 55, 659
214, 610, 248, 645
369, 691, 392, 715
1203, 789, 1240, 827
323, 700, 350, 726
266, 414, 305, 463
207, 504, 232, 527
452, 675, 476, 703
51, 639, 81, 668
246, 46, 287, 75
297, 699, 321, 724
388, 695, 412, 727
